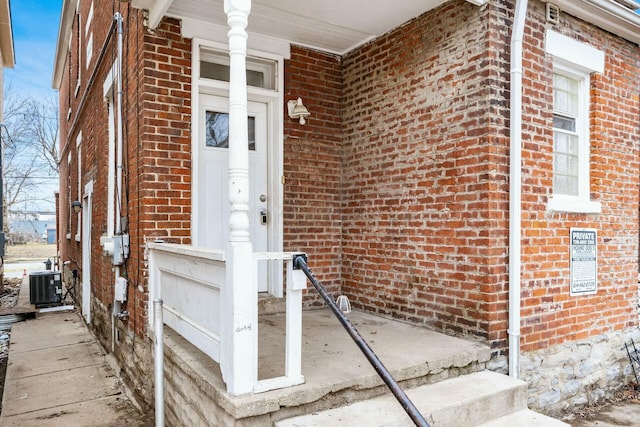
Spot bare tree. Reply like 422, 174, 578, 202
2, 86, 60, 217
23, 95, 59, 175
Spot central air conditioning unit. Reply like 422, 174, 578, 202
29, 271, 63, 307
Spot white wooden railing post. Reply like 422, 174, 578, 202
285, 257, 306, 381
222, 0, 257, 395
253, 253, 306, 393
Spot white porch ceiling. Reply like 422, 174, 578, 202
133, 0, 640, 55
156, 0, 458, 54
55, 0, 640, 88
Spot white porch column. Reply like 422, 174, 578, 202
221, 0, 257, 395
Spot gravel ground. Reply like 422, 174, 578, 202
0, 277, 21, 345
564, 384, 640, 426
0, 277, 23, 413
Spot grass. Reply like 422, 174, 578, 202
3, 242, 57, 263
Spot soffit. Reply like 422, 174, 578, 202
55, 0, 640, 88
163, 0, 452, 54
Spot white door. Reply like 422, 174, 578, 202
197, 94, 269, 291
82, 183, 93, 323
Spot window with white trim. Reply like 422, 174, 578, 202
75, 10, 82, 97
545, 30, 604, 214
85, 2, 93, 68
86, 33, 93, 69
76, 132, 82, 242
552, 69, 584, 197
67, 152, 72, 240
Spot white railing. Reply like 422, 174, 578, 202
147, 242, 306, 395
148, 243, 226, 363
253, 252, 306, 393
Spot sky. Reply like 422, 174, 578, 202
5, 0, 62, 99
5, 1, 62, 215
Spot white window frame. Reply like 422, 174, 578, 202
103, 62, 117, 238
75, 9, 82, 97
85, 3, 93, 68
85, 2, 93, 36
86, 33, 93, 69
545, 30, 604, 214
67, 152, 72, 240
75, 132, 82, 242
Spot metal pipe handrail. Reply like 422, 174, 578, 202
293, 255, 430, 427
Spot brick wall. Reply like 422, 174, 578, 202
59, 7, 192, 409
341, 0, 510, 350
284, 46, 343, 305
126, 16, 192, 336
518, 1, 640, 352
339, 0, 639, 356
56, 0, 640, 389
57, 4, 192, 353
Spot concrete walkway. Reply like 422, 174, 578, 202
0, 279, 150, 426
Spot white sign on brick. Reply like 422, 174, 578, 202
570, 228, 597, 296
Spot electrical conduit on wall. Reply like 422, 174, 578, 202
112, 11, 124, 352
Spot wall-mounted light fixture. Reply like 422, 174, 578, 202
287, 97, 310, 125
71, 200, 82, 213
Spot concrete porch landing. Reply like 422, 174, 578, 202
259, 308, 490, 389
163, 308, 492, 425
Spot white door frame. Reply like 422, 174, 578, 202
82, 180, 94, 323
191, 39, 284, 296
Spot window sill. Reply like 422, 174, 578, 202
547, 197, 601, 214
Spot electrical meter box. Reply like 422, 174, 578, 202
29, 271, 62, 307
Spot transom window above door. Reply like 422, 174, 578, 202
200, 48, 277, 90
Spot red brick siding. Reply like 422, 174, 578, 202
339, 0, 639, 355
518, 1, 640, 352
58, 9, 192, 340
56, 0, 640, 359
341, 1, 510, 347
284, 46, 343, 305
129, 16, 192, 335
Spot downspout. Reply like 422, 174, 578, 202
112, 11, 124, 352
508, 0, 528, 379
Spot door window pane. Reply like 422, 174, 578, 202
205, 111, 255, 151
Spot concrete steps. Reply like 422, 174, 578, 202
275, 371, 569, 427
476, 409, 568, 427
